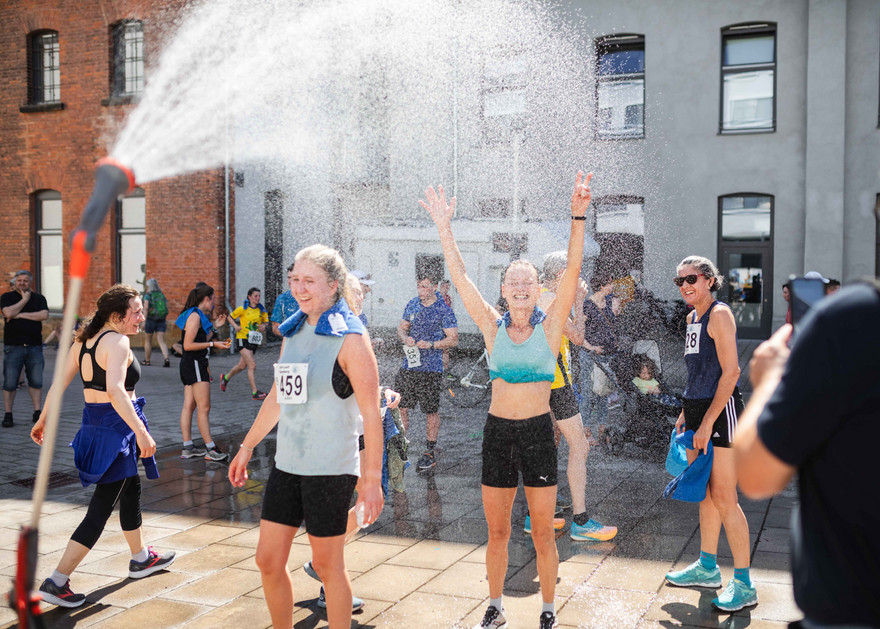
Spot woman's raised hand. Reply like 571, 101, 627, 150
571, 171, 593, 217
419, 185, 456, 228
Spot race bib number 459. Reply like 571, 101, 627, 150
684, 323, 701, 355
274, 363, 308, 404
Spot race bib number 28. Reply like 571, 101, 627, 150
274, 363, 308, 404
684, 323, 701, 355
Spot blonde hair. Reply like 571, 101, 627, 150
295, 244, 349, 303
344, 273, 363, 312
677, 255, 724, 292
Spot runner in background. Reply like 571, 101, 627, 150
221, 287, 269, 400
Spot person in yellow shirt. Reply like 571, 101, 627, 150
220, 287, 269, 400
531, 252, 617, 542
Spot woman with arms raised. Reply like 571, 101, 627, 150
421, 172, 592, 629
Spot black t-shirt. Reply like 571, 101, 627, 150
1, 290, 48, 346
757, 283, 880, 626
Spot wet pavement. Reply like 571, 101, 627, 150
0, 344, 800, 628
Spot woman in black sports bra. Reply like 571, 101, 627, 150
30, 284, 175, 608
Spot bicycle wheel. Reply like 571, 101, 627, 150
445, 357, 491, 408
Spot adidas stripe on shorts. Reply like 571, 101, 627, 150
682, 387, 744, 448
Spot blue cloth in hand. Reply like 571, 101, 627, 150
663, 430, 713, 502
665, 429, 688, 477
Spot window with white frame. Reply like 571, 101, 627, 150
116, 188, 146, 291
35, 190, 64, 311
596, 34, 645, 139
721, 23, 776, 133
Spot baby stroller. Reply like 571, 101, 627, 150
592, 342, 682, 454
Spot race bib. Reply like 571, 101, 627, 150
684, 323, 701, 355
403, 344, 422, 368
274, 363, 308, 404
247, 330, 264, 345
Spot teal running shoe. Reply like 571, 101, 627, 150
570, 518, 617, 541
523, 515, 565, 534
712, 578, 758, 611
665, 559, 722, 588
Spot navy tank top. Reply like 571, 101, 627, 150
79, 330, 141, 392
683, 301, 736, 399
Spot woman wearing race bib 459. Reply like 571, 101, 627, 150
228, 245, 384, 629
665, 256, 757, 612
221, 287, 269, 400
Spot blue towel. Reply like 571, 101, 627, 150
279, 298, 365, 338
663, 430, 713, 502
497, 306, 546, 328
665, 429, 688, 477
174, 307, 213, 333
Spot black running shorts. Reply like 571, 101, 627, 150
549, 384, 580, 421
179, 355, 209, 386
237, 338, 260, 353
481, 413, 557, 488
261, 468, 358, 537
394, 369, 442, 414
682, 387, 744, 448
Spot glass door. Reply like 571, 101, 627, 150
719, 247, 772, 339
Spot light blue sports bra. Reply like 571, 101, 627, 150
488, 319, 557, 384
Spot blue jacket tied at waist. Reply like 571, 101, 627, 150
70, 397, 158, 487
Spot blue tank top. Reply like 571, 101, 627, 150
683, 301, 737, 399
488, 320, 557, 384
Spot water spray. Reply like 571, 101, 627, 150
9, 158, 135, 628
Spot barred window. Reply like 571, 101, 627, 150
112, 21, 144, 96
28, 31, 60, 104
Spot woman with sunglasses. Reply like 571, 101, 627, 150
422, 172, 591, 629
665, 256, 757, 612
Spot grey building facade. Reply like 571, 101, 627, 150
234, 0, 880, 340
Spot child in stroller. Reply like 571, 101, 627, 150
626, 355, 682, 450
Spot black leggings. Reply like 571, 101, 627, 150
71, 475, 142, 549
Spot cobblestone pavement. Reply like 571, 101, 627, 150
0, 343, 800, 628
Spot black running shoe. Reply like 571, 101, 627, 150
416, 451, 435, 473
39, 578, 86, 608
474, 605, 507, 628
129, 547, 176, 578
539, 611, 559, 629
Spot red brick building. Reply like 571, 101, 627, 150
0, 0, 234, 342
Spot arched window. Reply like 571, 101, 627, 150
595, 34, 645, 139
34, 190, 64, 311
28, 30, 60, 105
720, 23, 776, 133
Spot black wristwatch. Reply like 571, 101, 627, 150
430, 341, 435, 350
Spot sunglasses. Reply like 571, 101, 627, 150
673, 274, 705, 287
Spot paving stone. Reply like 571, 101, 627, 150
375, 591, 482, 628
350, 563, 440, 602
86, 597, 208, 628
385, 538, 477, 570
161, 566, 262, 606
588, 556, 673, 592
558, 585, 655, 628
